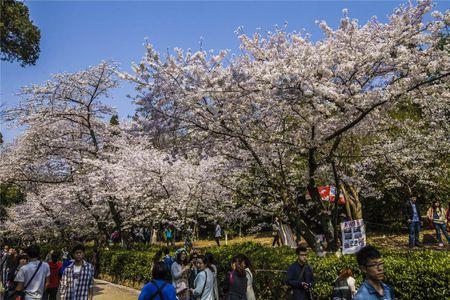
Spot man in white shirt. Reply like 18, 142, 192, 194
15, 245, 50, 300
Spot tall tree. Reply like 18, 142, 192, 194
0, 0, 41, 66
122, 0, 449, 250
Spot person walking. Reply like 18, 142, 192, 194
204, 253, 219, 300
241, 255, 255, 300
272, 217, 282, 247
45, 251, 62, 300
402, 196, 422, 248
427, 201, 450, 247
1, 248, 16, 300
165, 225, 175, 247
353, 245, 394, 300
191, 255, 214, 300
138, 261, 177, 300
59, 244, 94, 300
222, 256, 247, 300
4, 254, 28, 300
0, 246, 9, 259
214, 223, 221, 247
446, 201, 450, 232
163, 248, 174, 282
332, 268, 356, 300
14, 245, 50, 300
285, 246, 314, 300
171, 249, 190, 300
0, 246, 10, 299
188, 252, 199, 295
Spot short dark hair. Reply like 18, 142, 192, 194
26, 245, 40, 259
205, 252, 215, 265
356, 245, 381, 266
295, 246, 307, 254
152, 261, 168, 280
51, 251, 60, 263
18, 254, 29, 262
196, 254, 206, 264
163, 247, 170, 255
72, 244, 85, 254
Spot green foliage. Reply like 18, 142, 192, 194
110, 114, 119, 126
0, 183, 24, 221
0, 0, 41, 66
98, 242, 450, 299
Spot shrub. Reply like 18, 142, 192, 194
97, 242, 449, 299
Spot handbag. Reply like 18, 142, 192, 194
175, 280, 188, 294
8, 261, 43, 300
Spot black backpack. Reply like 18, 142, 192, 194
149, 280, 168, 300
332, 278, 351, 300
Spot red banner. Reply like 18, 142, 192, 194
317, 185, 345, 204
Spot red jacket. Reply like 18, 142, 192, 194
48, 261, 63, 288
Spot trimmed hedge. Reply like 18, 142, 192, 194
98, 242, 449, 299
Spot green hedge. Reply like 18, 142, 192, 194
98, 242, 449, 299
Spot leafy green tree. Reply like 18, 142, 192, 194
110, 114, 119, 126
0, 183, 24, 221
0, 0, 41, 66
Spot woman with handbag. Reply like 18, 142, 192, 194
171, 249, 190, 300
204, 253, 219, 300
5, 255, 28, 300
222, 256, 247, 300
241, 255, 255, 300
427, 201, 450, 247
191, 255, 214, 300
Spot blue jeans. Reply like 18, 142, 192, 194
434, 222, 450, 244
409, 221, 421, 246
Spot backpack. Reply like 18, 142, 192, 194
332, 278, 351, 300
149, 280, 168, 300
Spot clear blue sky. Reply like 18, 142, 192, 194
1, 0, 449, 142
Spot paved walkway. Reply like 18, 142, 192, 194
94, 279, 140, 300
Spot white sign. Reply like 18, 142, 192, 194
341, 219, 366, 255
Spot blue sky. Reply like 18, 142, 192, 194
1, 0, 449, 142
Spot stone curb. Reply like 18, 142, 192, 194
95, 279, 141, 294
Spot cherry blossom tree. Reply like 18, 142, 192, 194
122, 0, 449, 249
0, 62, 120, 243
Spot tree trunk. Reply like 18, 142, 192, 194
331, 160, 341, 250
286, 209, 317, 249
307, 147, 337, 251
341, 181, 362, 220
341, 184, 353, 220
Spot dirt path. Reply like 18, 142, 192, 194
94, 279, 140, 300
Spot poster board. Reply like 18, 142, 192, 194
341, 219, 366, 255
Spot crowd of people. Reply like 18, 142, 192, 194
145, 247, 255, 300
138, 244, 395, 300
0, 244, 94, 300
0, 196, 448, 300
403, 197, 450, 248
0, 240, 410, 300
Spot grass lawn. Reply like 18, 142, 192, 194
163, 229, 450, 251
